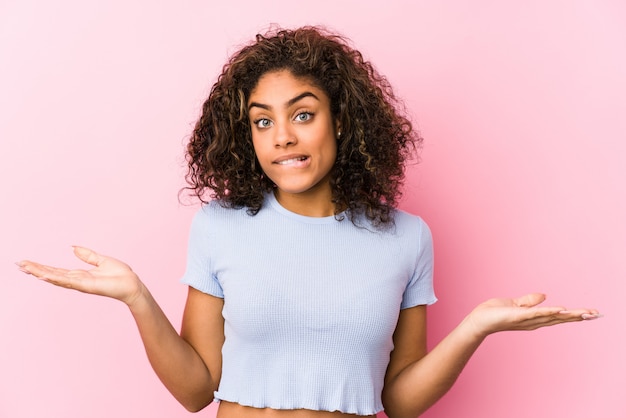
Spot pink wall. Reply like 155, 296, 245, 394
1, 1, 623, 417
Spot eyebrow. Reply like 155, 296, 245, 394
248, 91, 320, 111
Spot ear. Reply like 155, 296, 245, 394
335, 119, 342, 139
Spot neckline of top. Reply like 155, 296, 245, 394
265, 192, 345, 225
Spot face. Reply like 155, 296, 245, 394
248, 70, 339, 205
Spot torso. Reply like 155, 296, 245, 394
216, 401, 376, 418
183, 196, 434, 416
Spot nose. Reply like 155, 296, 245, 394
274, 121, 297, 148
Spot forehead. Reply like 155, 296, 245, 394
248, 70, 327, 104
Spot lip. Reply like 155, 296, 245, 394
273, 154, 310, 165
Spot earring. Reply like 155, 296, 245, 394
337, 131, 342, 138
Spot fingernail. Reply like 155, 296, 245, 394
15, 263, 30, 274
582, 313, 603, 320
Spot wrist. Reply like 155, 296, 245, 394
459, 313, 491, 342
125, 278, 148, 310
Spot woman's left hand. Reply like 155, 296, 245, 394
465, 293, 600, 338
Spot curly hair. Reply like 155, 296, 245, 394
184, 26, 421, 227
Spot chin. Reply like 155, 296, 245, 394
274, 181, 327, 196
275, 186, 315, 195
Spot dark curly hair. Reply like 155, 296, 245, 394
184, 26, 421, 227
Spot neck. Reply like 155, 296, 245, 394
273, 188, 336, 217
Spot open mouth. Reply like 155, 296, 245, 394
275, 156, 309, 165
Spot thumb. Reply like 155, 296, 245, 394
514, 293, 546, 308
72, 246, 105, 267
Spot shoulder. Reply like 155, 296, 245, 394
187, 200, 250, 237
392, 208, 428, 227
190, 197, 282, 236
192, 199, 249, 222
390, 209, 432, 238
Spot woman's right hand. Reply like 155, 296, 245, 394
17, 246, 144, 307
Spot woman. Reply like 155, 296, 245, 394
16, 26, 599, 418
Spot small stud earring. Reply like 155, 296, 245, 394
337, 131, 342, 138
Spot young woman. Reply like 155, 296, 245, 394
16, 26, 599, 418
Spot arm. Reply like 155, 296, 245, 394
382, 294, 600, 418
130, 284, 224, 411
16, 247, 224, 412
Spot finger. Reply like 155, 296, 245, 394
16, 261, 70, 280
15, 261, 33, 275
510, 313, 583, 331
560, 308, 601, 316
557, 309, 601, 320
72, 246, 105, 267
21, 262, 91, 290
532, 306, 568, 316
521, 309, 601, 329
523, 318, 580, 330
534, 313, 589, 328
41, 273, 81, 290
514, 293, 546, 308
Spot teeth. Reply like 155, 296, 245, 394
277, 157, 306, 165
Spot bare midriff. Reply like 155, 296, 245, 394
216, 401, 377, 418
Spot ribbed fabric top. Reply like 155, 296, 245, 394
181, 193, 436, 416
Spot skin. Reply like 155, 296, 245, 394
15, 70, 600, 418
248, 70, 340, 217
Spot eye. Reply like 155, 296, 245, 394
294, 112, 313, 122
253, 118, 273, 129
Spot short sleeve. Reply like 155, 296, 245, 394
180, 206, 224, 298
400, 218, 437, 309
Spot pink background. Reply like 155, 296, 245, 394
1, 1, 623, 417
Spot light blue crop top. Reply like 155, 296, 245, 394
181, 193, 436, 416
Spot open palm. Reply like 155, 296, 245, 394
467, 293, 599, 337
17, 246, 143, 306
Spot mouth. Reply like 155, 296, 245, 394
274, 155, 309, 165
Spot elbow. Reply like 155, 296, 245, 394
383, 407, 424, 418
176, 388, 216, 413
382, 392, 426, 418
172, 378, 218, 412
383, 407, 421, 418
181, 398, 213, 413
